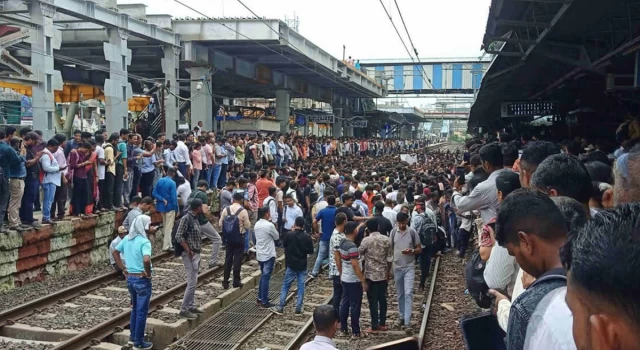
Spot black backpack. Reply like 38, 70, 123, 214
416, 213, 437, 247
465, 249, 491, 308
171, 214, 194, 257
222, 207, 245, 245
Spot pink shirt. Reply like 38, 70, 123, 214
54, 147, 67, 175
203, 144, 214, 165
191, 149, 203, 170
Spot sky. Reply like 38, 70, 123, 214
121, 0, 492, 109
125, 0, 491, 60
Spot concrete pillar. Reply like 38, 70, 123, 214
331, 103, 343, 138
104, 28, 132, 133
276, 89, 291, 134
28, 1, 61, 140
189, 67, 214, 133
162, 42, 180, 136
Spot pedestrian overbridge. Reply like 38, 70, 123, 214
359, 57, 491, 95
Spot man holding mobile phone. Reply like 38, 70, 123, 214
389, 212, 422, 331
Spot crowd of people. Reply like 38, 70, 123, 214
4, 119, 640, 350
299, 127, 640, 350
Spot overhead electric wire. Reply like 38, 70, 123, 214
393, 0, 434, 90
170, 0, 375, 98
379, 0, 435, 90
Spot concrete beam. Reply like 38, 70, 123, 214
39, 0, 179, 46
172, 18, 281, 42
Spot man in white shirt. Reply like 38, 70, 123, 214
283, 195, 303, 231
174, 134, 191, 180
254, 207, 279, 307
95, 135, 106, 212
263, 186, 279, 225
40, 138, 62, 225
382, 198, 398, 228
176, 177, 192, 207
300, 305, 339, 350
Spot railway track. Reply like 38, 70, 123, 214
0, 251, 172, 327
0, 240, 268, 350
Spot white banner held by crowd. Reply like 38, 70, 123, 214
400, 154, 417, 165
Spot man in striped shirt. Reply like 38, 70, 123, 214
336, 221, 366, 337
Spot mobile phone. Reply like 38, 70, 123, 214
456, 167, 466, 185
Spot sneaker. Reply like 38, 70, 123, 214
9, 225, 26, 232
418, 285, 425, 293
41, 220, 55, 225
208, 262, 224, 269
294, 308, 303, 315
261, 302, 275, 309
394, 319, 404, 328
402, 326, 413, 335
127, 340, 134, 346
31, 222, 43, 229
0, 227, 9, 234
222, 282, 230, 290
232, 283, 243, 289
270, 307, 284, 315
189, 308, 204, 314
179, 310, 198, 319
308, 273, 317, 279
133, 341, 153, 350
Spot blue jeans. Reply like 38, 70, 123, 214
275, 154, 282, 167
127, 276, 152, 345
279, 268, 306, 311
311, 240, 330, 276
177, 162, 187, 181
41, 182, 57, 221
258, 257, 275, 304
244, 229, 250, 253
394, 266, 415, 326
211, 164, 221, 189
191, 169, 200, 189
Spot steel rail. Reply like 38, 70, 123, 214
51, 258, 237, 350
0, 251, 173, 328
418, 255, 441, 348
284, 295, 333, 350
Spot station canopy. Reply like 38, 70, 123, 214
470, 0, 640, 130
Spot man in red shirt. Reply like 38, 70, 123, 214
256, 170, 272, 207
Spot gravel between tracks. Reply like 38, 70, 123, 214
0, 235, 167, 312
423, 252, 480, 350
0, 340, 55, 350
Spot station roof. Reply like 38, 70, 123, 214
174, 18, 384, 102
469, 0, 640, 129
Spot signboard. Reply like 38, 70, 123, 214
346, 120, 368, 128
308, 114, 335, 124
501, 101, 558, 118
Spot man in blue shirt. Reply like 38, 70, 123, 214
63, 129, 81, 157
153, 168, 179, 251
0, 130, 25, 233
113, 214, 153, 350
7, 136, 27, 231
310, 195, 338, 278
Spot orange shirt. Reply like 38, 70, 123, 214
256, 178, 272, 206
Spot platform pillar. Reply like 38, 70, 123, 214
189, 67, 214, 134
28, 1, 61, 140
162, 43, 180, 136
104, 28, 132, 134
276, 89, 291, 134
